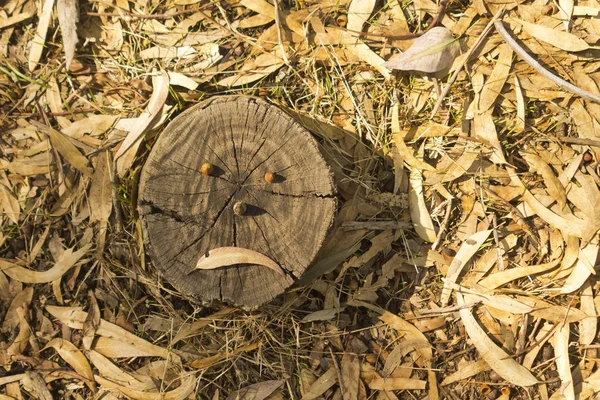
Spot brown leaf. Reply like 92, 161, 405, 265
341, 354, 361, 400
0, 243, 91, 283
226, 380, 284, 400
44, 338, 95, 392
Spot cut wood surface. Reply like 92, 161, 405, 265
138, 96, 336, 307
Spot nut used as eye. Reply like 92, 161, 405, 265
233, 201, 247, 216
264, 171, 276, 183
200, 163, 214, 176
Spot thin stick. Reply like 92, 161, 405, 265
557, 135, 600, 148
494, 20, 600, 104
430, 9, 503, 118
272, 0, 289, 65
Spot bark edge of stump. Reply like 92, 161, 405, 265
138, 95, 337, 307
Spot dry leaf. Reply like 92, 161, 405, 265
440, 230, 492, 306
552, 323, 575, 400
515, 18, 589, 52
521, 151, 567, 210
456, 293, 538, 387
473, 111, 506, 164
579, 282, 597, 346
478, 44, 512, 113
302, 366, 338, 400
44, 338, 95, 391
560, 242, 599, 294
226, 380, 284, 400
391, 104, 436, 172
171, 308, 236, 345
56, 0, 78, 69
341, 354, 360, 400
346, 0, 376, 32
0, 243, 91, 283
408, 165, 437, 243
0, 184, 20, 224
383, 27, 460, 74
369, 378, 426, 390
2, 287, 33, 333
46, 305, 176, 361
440, 360, 490, 386
189, 341, 261, 369
28, 0, 55, 71
95, 374, 195, 400
22, 371, 52, 400
558, 0, 574, 31
38, 123, 93, 177
87, 350, 148, 390
115, 70, 169, 175
193, 247, 285, 276
89, 153, 112, 223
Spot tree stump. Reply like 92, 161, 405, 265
138, 96, 336, 307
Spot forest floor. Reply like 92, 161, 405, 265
1, 0, 600, 399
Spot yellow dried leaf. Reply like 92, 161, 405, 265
44, 339, 95, 392
409, 165, 437, 243
0, 243, 91, 283
369, 378, 426, 390
579, 282, 597, 346
192, 247, 284, 276
560, 242, 599, 294
440, 359, 490, 386
552, 323, 575, 400
28, 0, 55, 71
346, 0, 376, 32
45, 305, 176, 361
440, 230, 492, 306
478, 44, 512, 113
456, 293, 538, 387
240, 0, 275, 18
520, 152, 567, 210
87, 350, 149, 390
95, 374, 195, 400
478, 258, 560, 290
473, 110, 506, 164
115, 71, 170, 174
515, 18, 589, 52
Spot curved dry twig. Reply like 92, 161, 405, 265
494, 20, 600, 104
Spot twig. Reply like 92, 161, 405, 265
430, 9, 503, 118
557, 135, 600, 148
272, 0, 289, 65
494, 20, 600, 104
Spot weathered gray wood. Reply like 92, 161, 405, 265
138, 96, 336, 307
